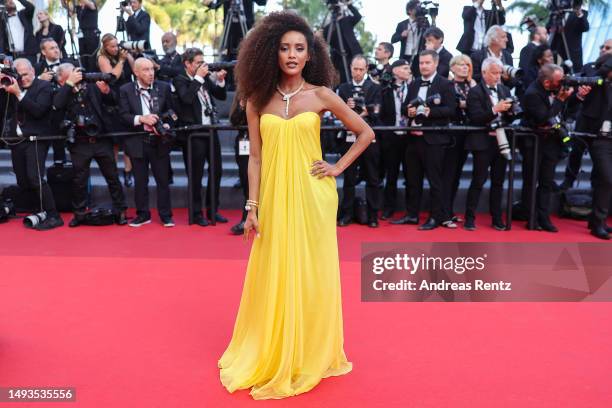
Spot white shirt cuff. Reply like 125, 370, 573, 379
134, 115, 141, 126
194, 75, 205, 84
17, 91, 25, 101
217, 80, 225, 88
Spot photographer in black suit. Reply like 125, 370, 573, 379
0, 0, 38, 64
519, 26, 548, 72
323, 1, 363, 84
471, 25, 515, 88
411, 27, 452, 79
156, 32, 183, 83
519, 64, 589, 232
457, 0, 506, 55
119, 58, 176, 227
391, 0, 429, 63
173, 48, 228, 226
464, 57, 513, 231
394, 49, 456, 230
336, 55, 381, 227
379, 59, 411, 221
124, 0, 151, 44
0, 58, 62, 230
547, 2, 589, 72
53, 63, 127, 227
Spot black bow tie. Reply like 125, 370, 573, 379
420, 80, 432, 87
48, 62, 60, 68
139, 87, 151, 93
488, 86, 497, 93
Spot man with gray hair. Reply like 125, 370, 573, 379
0, 58, 62, 230
156, 32, 183, 83
470, 25, 514, 86
52, 63, 128, 227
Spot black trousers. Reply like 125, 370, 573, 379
69, 139, 126, 215
79, 33, 100, 72
590, 138, 612, 223
465, 139, 507, 221
52, 139, 67, 163
132, 143, 172, 218
339, 140, 381, 218
381, 131, 408, 213
442, 133, 468, 220
519, 136, 562, 223
234, 133, 249, 222
405, 137, 445, 221
181, 132, 222, 217
563, 119, 599, 185
10, 141, 57, 215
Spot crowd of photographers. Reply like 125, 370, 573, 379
0, 0, 611, 240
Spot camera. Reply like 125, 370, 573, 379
152, 110, 178, 142
0, 64, 21, 87
83, 72, 115, 83
119, 40, 150, 53
502, 65, 524, 80
408, 93, 441, 125
0, 198, 15, 224
119, 0, 129, 7
414, 0, 439, 27
368, 62, 394, 89
550, 116, 572, 150
351, 85, 366, 114
562, 75, 605, 88
60, 114, 100, 142
548, 0, 580, 12
23, 211, 48, 228
505, 96, 523, 117
207, 60, 237, 72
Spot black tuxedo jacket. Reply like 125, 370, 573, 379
34, 58, 76, 76
411, 47, 453, 79
126, 9, 151, 44
548, 10, 589, 71
35, 23, 67, 58
119, 80, 175, 158
465, 80, 512, 151
379, 82, 409, 126
471, 48, 516, 89
0, 79, 53, 137
402, 74, 456, 145
456, 5, 506, 54
519, 42, 537, 71
157, 52, 183, 82
0, 0, 38, 57
53, 83, 116, 135
172, 69, 227, 136
323, 4, 363, 57
391, 18, 428, 59
336, 78, 381, 125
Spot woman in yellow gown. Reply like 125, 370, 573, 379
218, 11, 375, 400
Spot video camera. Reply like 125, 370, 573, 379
548, 0, 581, 12
408, 93, 441, 125
414, 0, 439, 27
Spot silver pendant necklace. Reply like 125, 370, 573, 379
276, 80, 305, 118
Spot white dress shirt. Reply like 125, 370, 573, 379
473, 3, 486, 51
8, 15, 25, 53
133, 81, 153, 126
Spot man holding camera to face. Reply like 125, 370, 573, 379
173, 48, 228, 226
62, 0, 100, 71
123, 0, 151, 45
0, 58, 62, 230
119, 58, 176, 227
457, 0, 506, 55
336, 55, 381, 228
396, 49, 456, 231
52, 63, 127, 227
392, 1, 429, 64
0, 0, 38, 64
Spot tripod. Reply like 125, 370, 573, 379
322, 4, 350, 83
218, 0, 249, 60
0, 6, 16, 57
115, 2, 128, 42
548, 8, 575, 74
64, 0, 81, 65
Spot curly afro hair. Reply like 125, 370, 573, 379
234, 11, 335, 112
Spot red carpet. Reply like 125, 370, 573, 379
0, 210, 611, 407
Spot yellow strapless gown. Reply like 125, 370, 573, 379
218, 111, 352, 400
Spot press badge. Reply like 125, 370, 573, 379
239, 139, 250, 155
346, 132, 356, 143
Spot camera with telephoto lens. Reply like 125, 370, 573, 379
550, 116, 572, 151
502, 65, 524, 80
0, 198, 15, 224
207, 60, 237, 72
351, 85, 366, 114
82, 72, 115, 83
23, 211, 47, 228
120, 40, 150, 53
152, 110, 178, 143
505, 96, 523, 117
0, 64, 21, 87
408, 93, 441, 125
562, 75, 605, 88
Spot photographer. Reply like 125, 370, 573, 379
560, 39, 612, 191
464, 57, 514, 231
369, 42, 393, 84
0, 58, 62, 230
119, 58, 176, 227
379, 59, 411, 221
323, 0, 363, 84
124, 0, 150, 45
52, 63, 127, 227
518, 44, 554, 98
518, 26, 548, 72
588, 54, 612, 239
0, 0, 38, 64
547, 0, 589, 72
336, 55, 381, 227
156, 32, 182, 83
412, 27, 452, 79
392, 0, 429, 63
519, 63, 588, 232
173, 47, 228, 226
397, 49, 456, 230
471, 25, 515, 89
62, 0, 100, 71
457, 0, 506, 55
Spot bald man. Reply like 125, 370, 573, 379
119, 58, 177, 227
157, 32, 183, 83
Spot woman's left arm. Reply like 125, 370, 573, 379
311, 87, 375, 179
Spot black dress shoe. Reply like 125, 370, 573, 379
539, 221, 558, 233
380, 210, 394, 220
390, 215, 419, 225
368, 219, 379, 228
207, 212, 228, 223
463, 218, 476, 231
337, 216, 353, 227
69, 216, 83, 228
123, 170, 133, 188
35, 215, 64, 231
115, 211, 128, 226
230, 221, 245, 235
588, 220, 612, 233
591, 225, 611, 240
418, 218, 438, 231
194, 215, 209, 227
492, 218, 506, 231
